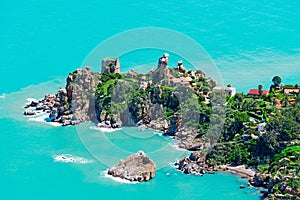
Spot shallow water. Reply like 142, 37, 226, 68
1, 0, 300, 199
0, 83, 261, 199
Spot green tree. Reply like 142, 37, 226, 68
281, 98, 289, 107
202, 87, 210, 95
272, 76, 282, 86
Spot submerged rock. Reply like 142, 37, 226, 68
107, 151, 156, 182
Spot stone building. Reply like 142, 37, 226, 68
213, 86, 236, 97
125, 70, 138, 78
170, 76, 193, 88
101, 58, 120, 74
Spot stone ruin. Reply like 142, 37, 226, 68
101, 58, 120, 74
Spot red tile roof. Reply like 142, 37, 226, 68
248, 89, 268, 96
284, 88, 299, 95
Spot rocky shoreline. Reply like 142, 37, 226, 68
23, 90, 270, 195
23, 74, 266, 190
174, 150, 272, 192
22, 55, 299, 198
175, 151, 255, 177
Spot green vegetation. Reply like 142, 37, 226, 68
205, 76, 300, 198
272, 75, 282, 86
95, 68, 299, 198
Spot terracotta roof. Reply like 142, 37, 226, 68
248, 89, 268, 96
284, 88, 299, 95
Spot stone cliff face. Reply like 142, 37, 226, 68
22, 55, 217, 184
51, 67, 99, 125
68, 67, 98, 123
24, 67, 100, 126
49, 87, 70, 124
107, 151, 156, 182
24, 55, 214, 145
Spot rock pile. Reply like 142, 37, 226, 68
108, 151, 156, 182
249, 173, 270, 187
24, 67, 99, 126
175, 151, 215, 175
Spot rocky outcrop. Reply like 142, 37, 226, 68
96, 114, 121, 129
23, 55, 214, 137
177, 60, 186, 73
249, 173, 270, 188
152, 53, 170, 84
266, 174, 300, 198
107, 151, 156, 182
24, 94, 55, 116
67, 67, 98, 123
175, 151, 216, 175
23, 67, 100, 126
24, 109, 36, 116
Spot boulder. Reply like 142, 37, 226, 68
24, 109, 35, 116
249, 173, 270, 188
107, 151, 156, 182
97, 121, 112, 129
176, 151, 208, 175
30, 100, 38, 107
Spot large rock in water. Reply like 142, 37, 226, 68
107, 151, 156, 182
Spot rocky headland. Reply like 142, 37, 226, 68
23, 54, 300, 199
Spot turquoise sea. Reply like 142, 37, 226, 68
1, 0, 300, 199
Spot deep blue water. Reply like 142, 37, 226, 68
1, 0, 299, 199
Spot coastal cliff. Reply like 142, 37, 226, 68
24, 55, 214, 133
23, 54, 300, 199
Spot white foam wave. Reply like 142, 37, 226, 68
28, 113, 61, 127
90, 126, 121, 132
170, 143, 187, 152
102, 170, 138, 184
53, 154, 94, 164
0, 94, 5, 99
169, 162, 177, 168
26, 98, 37, 102
153, 130, 163, 136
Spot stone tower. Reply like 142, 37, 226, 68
101, 58, 120, 74
152, 53, 170, 84
158, 53, 169, 69
177, 60, 186, 73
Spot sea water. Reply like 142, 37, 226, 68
0, 86, 261, 200
1, 0, 300, 199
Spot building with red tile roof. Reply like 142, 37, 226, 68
284, 88, 299, 95
247, 89, 268, 96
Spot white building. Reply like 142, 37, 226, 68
213, 86, 236, 97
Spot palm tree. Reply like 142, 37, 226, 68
258, 84, 263, 96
